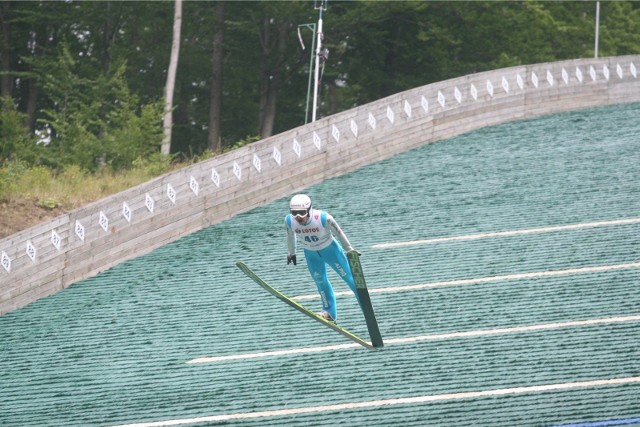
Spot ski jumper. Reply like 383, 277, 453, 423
285, 209, 359, 320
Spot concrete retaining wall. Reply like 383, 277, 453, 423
1, 55, 639, 315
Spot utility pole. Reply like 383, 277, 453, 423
297, 23, 316, 124
594, 1, 600, 58
312, 0, 327, 122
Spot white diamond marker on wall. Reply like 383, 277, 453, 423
145, 193, 155, 212
122, 202, 132, 223
454, 87, 462, 104
51, 230, 62, 250
26, 240, 36, 262
368, 112, 376, 129
167, 183, 177, 204
313, 132, 322, 151
486, 80, 494, 97
404, 100, 413, 116
293, 138, 301, 157
252, 154, 261, 173
211, 168, 220, 187
421, 96, 429, 112
562, 68, 569, 84
589, 66, 597, 81
332, 125, 340, 142
437, 91, 445, 108
1, 251, 10, 273
190, 176, 199, 195
576, 67, 583, 83
602, 65, 610, 81
630, 62, 637, 78
546, 70, 554, 86
516, 74, 524, 90
75, 220, 85, 241
616, 64, 623, 79
350, 119, 358, 137
501, 77, 509, 94
386, 106, 395, 123
233, 161, 242, 180
531, 72, 539, 88
272, 147, 282, 165
470, 84, 478, 100
99, 211, 109, 232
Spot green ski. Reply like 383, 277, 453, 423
236, 261, 378, 350
346, 250, 384, 348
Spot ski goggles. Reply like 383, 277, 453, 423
291, 209, 309, 217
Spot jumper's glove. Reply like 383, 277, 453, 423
287, 255, 297, 265
349, 249, 362, 257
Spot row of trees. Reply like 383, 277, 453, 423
1, 1, 639, 172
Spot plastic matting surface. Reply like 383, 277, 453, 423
2, 103, 640, 427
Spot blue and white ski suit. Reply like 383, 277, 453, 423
285, 209, 359, 320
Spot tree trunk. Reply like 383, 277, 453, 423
257, 17, 270, 139
25, 21, 54, 132
0, 1, 12, 99
259, 70, 278, 139
207, 1, 225, 153
162, 0, 182, 156
25, 78, 38, 131
258, 19, 287, 140
100, 1, 124, 75
327, 80, 338, 116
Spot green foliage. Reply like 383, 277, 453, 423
1, 0, 638, 234
598, 2, 640, 56
190, 149, 217, 164
0, 156, 179, 208
0, 97, 39, 164
0, 161, 27, 200
226, 135, 261, 152
131, 152, 174, 177
57, 165, 87, 187
101, 76, 165, 171
19, 165, 52, 197
33, 43, 164, 172
3, 0, 640, 169
36, 197, 59, 210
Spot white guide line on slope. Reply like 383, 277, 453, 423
292, 261, 640, 301
108, 375, 640, 427
372, 217, 640, 249
187, 315, 640, 364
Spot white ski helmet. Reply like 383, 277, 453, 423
290, 194, 312, 215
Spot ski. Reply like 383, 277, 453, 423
346, 250, 384, 348
236, 261, 377, 350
